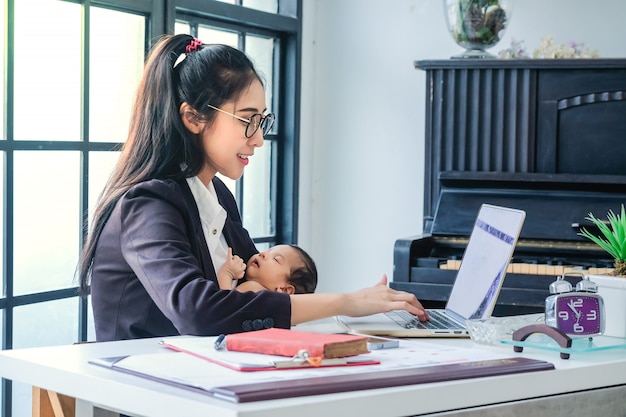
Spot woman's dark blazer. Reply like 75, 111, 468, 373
90, 177, 291, 341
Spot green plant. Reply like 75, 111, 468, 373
453, 0, 507, 46
578, 204, 626, 277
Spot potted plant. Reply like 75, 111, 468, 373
443, 0, 513, 58
578, 204, 626, 338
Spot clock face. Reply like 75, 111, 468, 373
555, 294, 604, 336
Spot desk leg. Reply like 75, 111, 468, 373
33, 387, 76, 417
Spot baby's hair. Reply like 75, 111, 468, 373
287, 245, 318, 294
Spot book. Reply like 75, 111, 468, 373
211, 357, 555, 403
90, 353, 554, 403
224, 328, 370, 359
160, 336, 379, 371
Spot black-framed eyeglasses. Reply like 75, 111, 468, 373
207, 104, 275, 138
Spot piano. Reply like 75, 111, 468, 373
392, 171, 626, 316
392, 59, 626, 316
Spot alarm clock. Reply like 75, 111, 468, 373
545, 272, 605, 337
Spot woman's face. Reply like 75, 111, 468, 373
200, 79, 267, 181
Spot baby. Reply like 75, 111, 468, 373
218, 245, 317, 294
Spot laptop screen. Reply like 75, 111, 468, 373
445, 204, 526, 320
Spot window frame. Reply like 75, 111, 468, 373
172, 0, 300, 247
0, 1, 300, 416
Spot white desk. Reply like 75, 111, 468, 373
1, 321, 626, 417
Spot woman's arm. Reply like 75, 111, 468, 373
235, 280, 268, 292
289, 274, 429, 325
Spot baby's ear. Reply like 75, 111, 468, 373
279, 285, 295, 295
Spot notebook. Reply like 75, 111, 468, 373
336, 204, 526, 337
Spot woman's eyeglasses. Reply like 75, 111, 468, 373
207, 104, 275, 138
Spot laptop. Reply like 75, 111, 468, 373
336, 203, 526, 337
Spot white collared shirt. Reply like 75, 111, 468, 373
186, 176, 228, 274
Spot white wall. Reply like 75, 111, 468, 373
299, 0, 626, 293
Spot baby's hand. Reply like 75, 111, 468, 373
217, 248, 247, 289
224, 248, 246, 280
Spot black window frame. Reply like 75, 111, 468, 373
172, 0, 301, 247
0, 1, 300, 416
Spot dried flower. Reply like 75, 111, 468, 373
497, 37, 528, 59
498, 36, 600, 59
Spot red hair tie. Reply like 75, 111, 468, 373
185, 38, 203, 54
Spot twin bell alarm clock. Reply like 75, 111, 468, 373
545, 272, 605, 337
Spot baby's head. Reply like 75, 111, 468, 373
245, 245, 317, 294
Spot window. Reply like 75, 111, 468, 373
174, 0, 301, 249
0, 1, 300, 416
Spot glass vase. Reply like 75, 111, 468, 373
444, 0, 513, 59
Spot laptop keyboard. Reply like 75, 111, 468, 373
385, 310, 465, 330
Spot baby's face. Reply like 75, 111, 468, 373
245, 245, 302, 293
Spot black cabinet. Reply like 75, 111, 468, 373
415, 59, 626, 228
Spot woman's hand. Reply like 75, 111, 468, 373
289, 274, 429, 325
341, 274, 429, 321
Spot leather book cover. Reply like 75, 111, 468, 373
225, 328, 369, 359
210, 357, 555, 403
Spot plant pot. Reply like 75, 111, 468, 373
587, 274, 626, 338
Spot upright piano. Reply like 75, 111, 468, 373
391, 59, 626, 316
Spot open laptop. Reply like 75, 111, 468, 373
336, 204, 526, 337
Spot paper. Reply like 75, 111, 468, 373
91, 335, 515, 393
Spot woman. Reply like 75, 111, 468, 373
77, 34, 427, 342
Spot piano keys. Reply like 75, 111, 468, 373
438, 259, 614, 277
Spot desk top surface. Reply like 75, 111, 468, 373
1, 319, 626, 417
